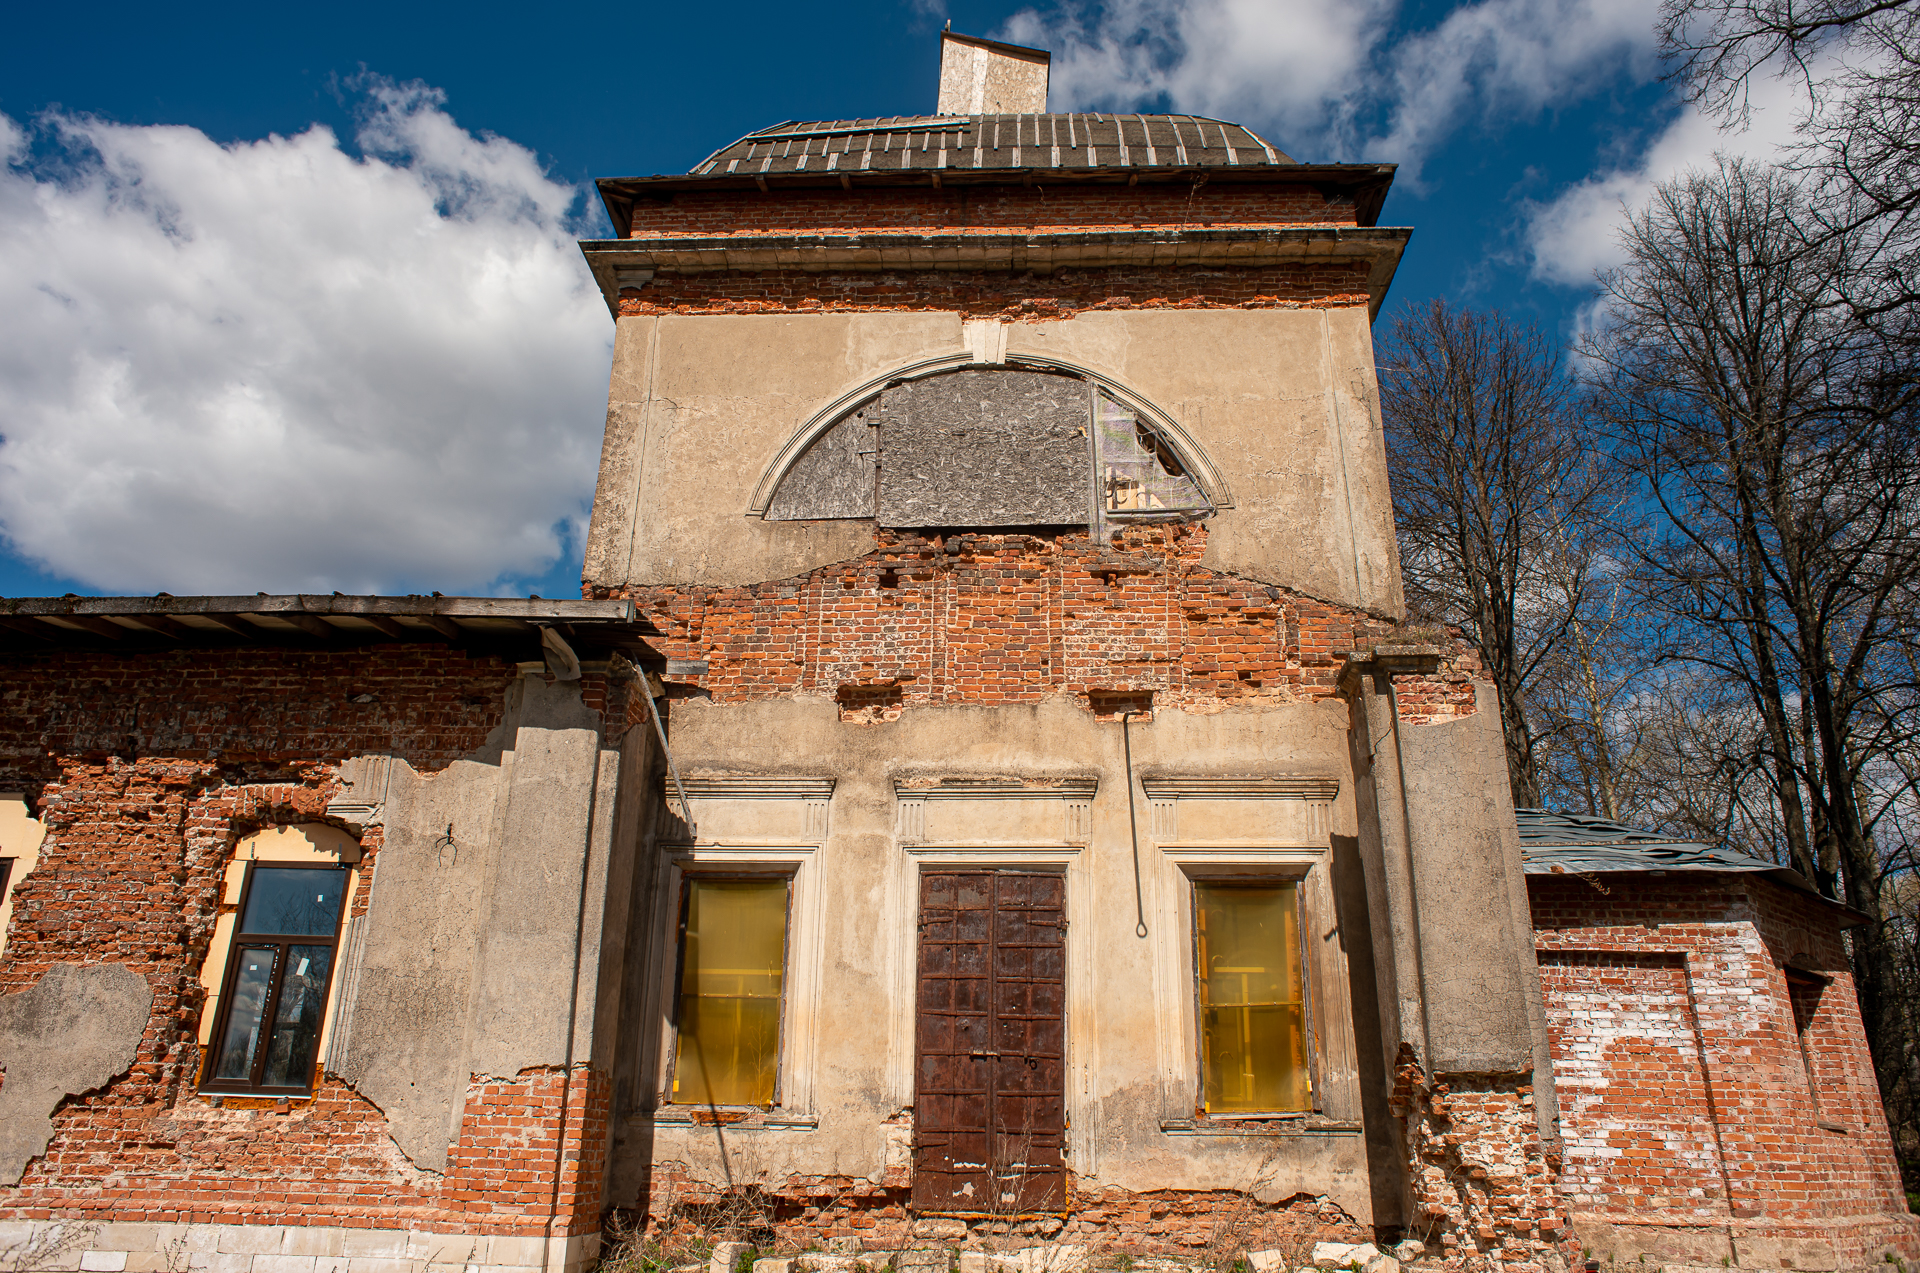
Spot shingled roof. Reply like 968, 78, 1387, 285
688, 114, 1296, 177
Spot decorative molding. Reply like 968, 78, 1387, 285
894, 778, 1099, 800
894, 778, 1100, 843
1142, 777, 1338, 846
677, 777, 835, 844
323, 802, 381, 832
1065, 796, 1092, 841
1139, 776, 1339, 800
964, 318, 1010, 365
680, 777, 836, 800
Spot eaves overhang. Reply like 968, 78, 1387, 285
596, 162, 1398, 235
0, 594, 657, 655
579, 225, 1412, 322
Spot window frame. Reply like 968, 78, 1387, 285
1187, 872, 1319, 1118
663, 869, 798, 1112
198, 861, 349, 1097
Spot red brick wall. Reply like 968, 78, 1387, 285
1530, 875, 1919, 1265
618, 265, 1370, 321
447, 1067, 611, 1236
598, 525, 1467, 717
624, 185, 1362, 239
1390, 1047, 1571, 1270
0, 646, 628, 1238
616, 265, 1371, 320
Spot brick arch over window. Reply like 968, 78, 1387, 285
749, 356, 1232, 525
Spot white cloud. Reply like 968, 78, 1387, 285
1370, 0, 1664, 183
996, 0, 1662, 170
0, 80, 611, 596
1524, 65, 1812, 285
999, 0, 1396, 154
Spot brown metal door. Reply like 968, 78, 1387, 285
913, 870, 1066, 1213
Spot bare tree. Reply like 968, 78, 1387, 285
1582, 155, 1920, 1121
1660, 0, 1920, 346
1528, 561, 1650, 822
1380, 301, 1613, 808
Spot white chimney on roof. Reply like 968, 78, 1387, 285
935, 29, 1050, 115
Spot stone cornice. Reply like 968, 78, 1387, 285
579, 226, 1410, 320
1138, 776, 1340, 801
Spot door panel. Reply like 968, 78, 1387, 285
913, 870, 1066, 1213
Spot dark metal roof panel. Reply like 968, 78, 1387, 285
1517, 807, 1781, 872
0, 594, 656, 651
1516, 807, 1863, 922
689, 114, 1294, 177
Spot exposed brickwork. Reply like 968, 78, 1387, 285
616, 266, 1371, 319
1390, 1049, 1570, 1273
642, 1165, 1366, 1255
597, 526, 1474, 717
1387, 668, 1478, 725
447, 1066, 611, 1236
624, 186, 1363, 240
1531, 875, 1920, 1268
0, 646, 633, 1239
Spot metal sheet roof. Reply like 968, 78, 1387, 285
690, 114, 1295, 178
0, 594, 654, 653
1516, 807, 1861, 920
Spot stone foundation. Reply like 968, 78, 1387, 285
0, 1219, 598, 1273
638, 1173, 1368, 1258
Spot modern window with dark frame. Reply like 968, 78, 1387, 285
1192, 879, 1312, 1114
201, 863, 348, 1095
668, 876, 792, 1109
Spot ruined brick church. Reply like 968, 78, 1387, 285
1, 31, 1913, 1273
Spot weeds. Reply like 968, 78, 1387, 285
0, 1222, 100, 1273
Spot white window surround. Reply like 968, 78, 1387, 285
1139, 776, 1362, 1131
883, 844, 1097, 1176
644, 844, 826, 1123
882, 776, 1102, 1174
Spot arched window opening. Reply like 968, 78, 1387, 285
764, 367, 1212, 529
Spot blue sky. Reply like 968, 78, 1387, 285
0, 0, 1809, 600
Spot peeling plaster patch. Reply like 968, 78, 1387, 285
0, 963, 152, 1184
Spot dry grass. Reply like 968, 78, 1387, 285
0, 1222, 100, 1273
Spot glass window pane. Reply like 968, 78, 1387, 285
213, 945, 278, 1082
261, 944, 334, 1088
1195, 882, 1309, 1112
240, 867, 347, 937
673, 879, 788, 1107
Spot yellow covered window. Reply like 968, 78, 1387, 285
671, 878, 789, 1107
1194, 881, 1310, 1113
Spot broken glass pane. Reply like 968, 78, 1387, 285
1096, 392, 1208, 513
1194, 882, 1309, 1113
673, 878, 788, 1107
